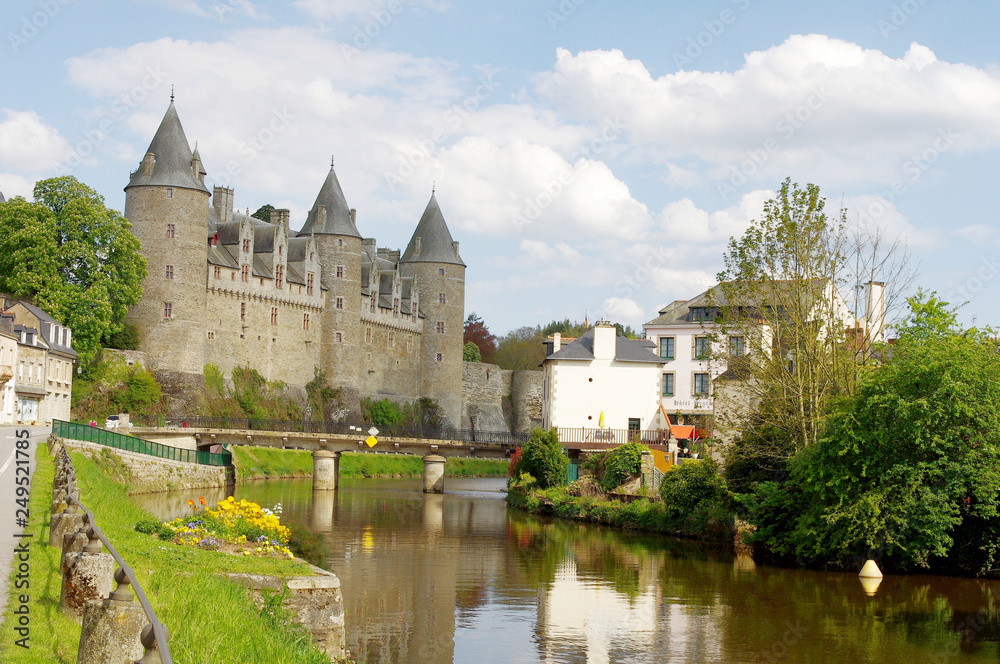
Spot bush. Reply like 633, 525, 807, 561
510, 428, 568, 489
363, 399, 404, 427
463, 341, 482, 362
601, 441, 648, 490
659, 460, 735, 538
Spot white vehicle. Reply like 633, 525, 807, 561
105, 415, 120, 429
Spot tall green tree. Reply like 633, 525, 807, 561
0, 176, 147, 365
749, 293, 1000, 574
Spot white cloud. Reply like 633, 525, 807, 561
534, 36, 1000, 188
0, 173, 39, 200
293, 0, 448, 20
843, 194, 939, 250
0, 110, 68, 172
599, 297, 645, 327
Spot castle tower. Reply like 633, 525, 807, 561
298, 160, 362, 401
124, 100, 209, 386
399, 193, 466, 427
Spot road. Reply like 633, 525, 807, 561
0, 425, 47, 621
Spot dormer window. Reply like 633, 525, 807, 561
279, 245, 283, 257
210, 233, 219, 247
243, 239, 250, 253
166, 188, 173, 198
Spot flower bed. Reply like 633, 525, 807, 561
138, 496, 294, 559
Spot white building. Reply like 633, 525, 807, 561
643, 280, 884, 428
0, 314, 18, 425
541, 322, 666, 441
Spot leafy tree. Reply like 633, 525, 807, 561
464, 312, 497, 361
252, 204, 274, 223
463, 341, 482, 362
105, 322, 140, 350
0, 176, 147, 366
749, 293, 1000, 574
511, 428, 568, 489
659, 459, 735, 538
600, 441, 648, 490
714, 178, 910, 454
492, 326, 546, 370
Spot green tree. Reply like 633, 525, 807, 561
492, 326, 546, 370
463, 341, 482, 362
0, 176, 147, 366
511, 428, 568, 489
750, 293, 1000, 574
252, 204, 274, 223
601, 441, 648, 490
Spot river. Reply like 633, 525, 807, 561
135, 478, 1000, 663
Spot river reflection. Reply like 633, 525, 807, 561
136, 479, 1000, 663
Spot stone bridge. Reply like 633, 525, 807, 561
129, 427, 517, 493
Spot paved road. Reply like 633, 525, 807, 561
0, 425, 47, 621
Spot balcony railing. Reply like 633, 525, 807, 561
556, 427, 669, 446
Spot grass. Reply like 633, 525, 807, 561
233, 446, 509, 481
1, 445, 331, 664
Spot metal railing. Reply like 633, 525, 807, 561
127, 414, 531, 446
54, 446, 172, 663
556, 427, 669, 446
54, 420, 232, 466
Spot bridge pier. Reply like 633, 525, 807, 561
313, 450, 340, 490
422, 454, 446, 493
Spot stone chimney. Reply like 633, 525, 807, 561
592, 322, 616, 360
350, 208, 357, 226
272, 208, 290, 232
452, 241, 460, 258
315, 204, 327, 229
864, 281, 886, 344
213, 186, 233, 224
140, 152, 155, 176
553, 332, 561, 353
362, 238, 377, 259
414, 236, 422, 256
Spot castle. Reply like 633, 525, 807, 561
124, 101, 466, 425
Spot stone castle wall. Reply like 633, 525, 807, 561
461, 363, 544, 435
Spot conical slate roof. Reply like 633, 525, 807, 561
125, 101, 208, 193
297, 163, 360, 238
400, 193, 465, 266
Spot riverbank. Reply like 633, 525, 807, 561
233, 446, 508, 482
0, 444, 337, 663
506, 480, 735, 544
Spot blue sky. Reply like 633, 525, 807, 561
3, 0, 999, 335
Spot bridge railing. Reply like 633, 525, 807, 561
128, 414, 531, 446
52, 444, 172, 662
54, 419, 232, 466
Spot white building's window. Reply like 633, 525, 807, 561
693, 373, 710, 396
730, 336, 744, 357
662, 373, 674, 397
694, 336, 709, 360
659, 336, 674, 360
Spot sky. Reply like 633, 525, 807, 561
2, 0, 999, 336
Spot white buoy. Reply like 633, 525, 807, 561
858, 559, 883, 578
859, 576, 883, 596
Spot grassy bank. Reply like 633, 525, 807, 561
1, 445, 330, 664
232, 446, 508, 481
507, 481, 734, 543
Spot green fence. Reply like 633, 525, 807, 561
52, 419, 232, 466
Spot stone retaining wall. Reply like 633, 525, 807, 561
57, 437, 232, 493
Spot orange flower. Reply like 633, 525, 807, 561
199, 496, 206, 506
188, 499, 196, 511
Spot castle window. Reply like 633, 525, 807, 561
388, 332, 395, 348
166, 188, 173, 198
336, 266, 344, 278
365, 327, 372, 344
166, 224, 175, 238
335, 332, 342, 343
270, 308, 278, 325
310, 252, 314, 261
436, 321, 444, 334
165, 265, 174, 279
243, 239, 250, 253
214, 266, 221, 279
436, 352, 443, 362
307, 273, 314, 295
338, 239, 343, 247
240, 302, 246, 321
438, 293, 445, 304
438, 268, 444, 276
279, 245, 283, 256
370, 292, 376, 313
303, 313, 310, 330
163, 302, 172, 318
275, 265, 284, 289
393, 299, 399, 317
336, 297, 344, 310
231, 271, 235, 281
412, 312, 416, 323
210, 233, 218, 246
207, 331, 215, 340
241, 265, 249, 282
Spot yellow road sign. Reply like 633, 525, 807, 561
365, 435, 378, 448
